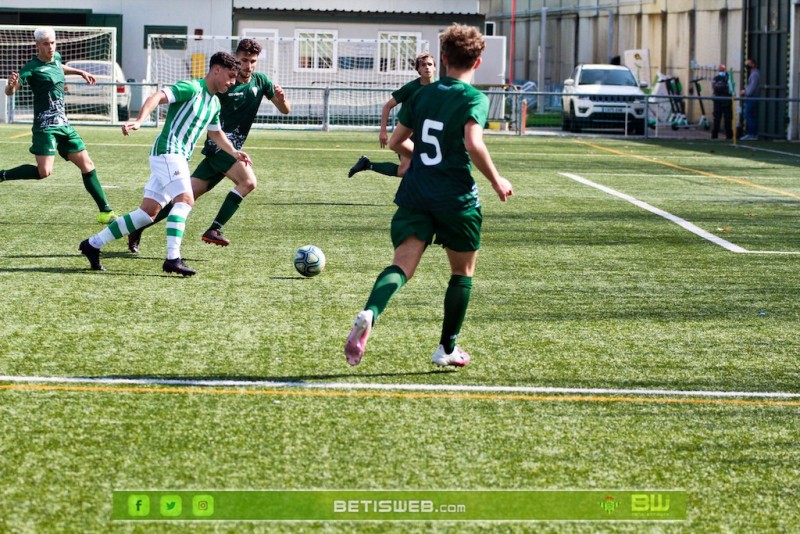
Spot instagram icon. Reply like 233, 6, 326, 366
192, 495, 214, 517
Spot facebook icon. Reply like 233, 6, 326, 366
128, 495, 150, 516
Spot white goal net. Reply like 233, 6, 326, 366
147, 34, 430, 129
0, 24, 117, 124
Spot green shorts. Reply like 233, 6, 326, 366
29, 125, 86, 160
390, 205, 482, 252
192, 151, 236, 191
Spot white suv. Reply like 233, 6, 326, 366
562, 64, 648, 134
64, 60, 130, 121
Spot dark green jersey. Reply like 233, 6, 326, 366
394, 77, 489, 211
202, 72, 275, 155
17, 51, 68, 132
391, 77, 424, 104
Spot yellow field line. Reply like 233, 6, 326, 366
2, 383, 799, 408
9, 132, 29, 139
576, 140, 800, 201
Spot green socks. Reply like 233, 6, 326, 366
1, 164, 40, 180
364, 265, 408, 321
82, 169, 112, 212
440, 275, 473, 353
371, 162, 400, 177
362, 269, 472, 353
210, 190, 244, 230
153, 202, 173, 225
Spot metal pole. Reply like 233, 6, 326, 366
607, 9, 615, 63
509, 0, 516, 84
322, 87, 330, 131
537, 7, 547, 114
788, 1, 799, 140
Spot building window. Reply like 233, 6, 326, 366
378, 32, 421, 74
295, 30, 337, 71
144, 25, 188, 50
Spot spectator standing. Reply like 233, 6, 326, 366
711, 64, 733, 140
740, 58, 760, 140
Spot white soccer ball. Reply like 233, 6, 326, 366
293, 245, 326, 277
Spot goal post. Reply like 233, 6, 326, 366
0, 24, 118, 124
146, 34, 429, 129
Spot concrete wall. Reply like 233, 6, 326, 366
480, 0, 747, 91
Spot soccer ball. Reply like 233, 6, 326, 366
293, 245, 326, 277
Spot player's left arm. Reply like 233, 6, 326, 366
464, 119, 513, 202
62, 65, 96, 85
270, 84, 291, 114
207, 127, 252, 166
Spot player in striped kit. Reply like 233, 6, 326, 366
126, 38, 291, 252
78, 52, 251, 276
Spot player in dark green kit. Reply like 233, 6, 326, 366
2, 27, 117, 224
127, 38, 291, 252
345, 24, 513, 367
348, 53, 436, 178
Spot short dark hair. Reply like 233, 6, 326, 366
440, 24, 485, 71
209, 51, 240, 70
414, 53, 435, 70
236, 38, 262, 56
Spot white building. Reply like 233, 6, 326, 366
0, 1, 485, 82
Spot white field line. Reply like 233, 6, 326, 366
561, 172, 800, 255
0, 374, 798, 399
732, 143, 800, 159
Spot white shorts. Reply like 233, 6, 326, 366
143, 154, 192, 206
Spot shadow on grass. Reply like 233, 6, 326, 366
262, 201, 388, 207
0, 252, 208, 276
94, 370, 459, 383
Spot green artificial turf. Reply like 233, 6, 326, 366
0, 125, 798, 532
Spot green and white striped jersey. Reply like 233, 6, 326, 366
151, 79, 221, 159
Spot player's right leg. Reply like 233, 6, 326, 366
431, 209, 481, 367
348, 155, 372, 177
79, 198, 158, 271
345, 226, 426, 365
396, 154, 412, 177
202, 162, 255, 247
66, 148, 116, 224
0, 162, 43, 181
2, 133, 54, 182
158, 157, 196, 276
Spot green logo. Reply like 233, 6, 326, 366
192, 494, 215, 517
631, 493, 671, 513
160, 495, 182, 516
599, 495, 619, 514
127, 495, 150, 516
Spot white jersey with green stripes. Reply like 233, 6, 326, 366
151, 79, 221, 159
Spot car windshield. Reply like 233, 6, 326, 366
68, 62, 112, 76
578, 69, 637, 87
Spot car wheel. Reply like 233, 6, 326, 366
118, 105, 129, 121
569, 104, 582, 133
562, 111, 571, 131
